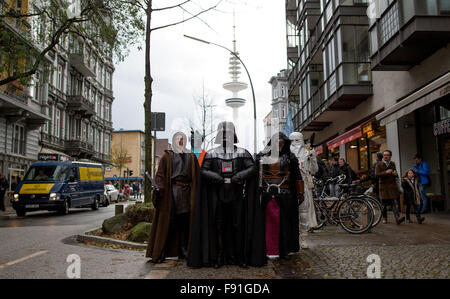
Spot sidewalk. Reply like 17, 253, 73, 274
0, 203, 16, 220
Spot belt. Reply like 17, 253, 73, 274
172, 181, 191, 187
262, 184, 290, 189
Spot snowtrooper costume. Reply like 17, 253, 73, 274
289, 132, 318, 248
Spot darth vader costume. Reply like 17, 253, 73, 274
256, 132, 302, 259
187, 122, 266, 268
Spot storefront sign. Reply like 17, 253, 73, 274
433, 118, 450, 136
38, 153, 59, 161
362, 123, 375, 138
315, 145, 323, 155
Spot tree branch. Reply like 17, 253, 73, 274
151, 0, 222, 31
152, 0, 191, 12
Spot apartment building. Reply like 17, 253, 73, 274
285, 0, 450, 208
0, 0, 115, 191
104, 130, 153, 182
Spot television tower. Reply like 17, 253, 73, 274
223, 13, 247, 123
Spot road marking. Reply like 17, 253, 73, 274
145, 270, 170, 279
0, 251, 47, 270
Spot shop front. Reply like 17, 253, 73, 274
377, 71, 450, 211
325, 122, 387, 183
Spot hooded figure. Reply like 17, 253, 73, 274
256, 132, 302, 259
289, 132, 318, 248
146, 132, 200, 263
187, 121, 265, 268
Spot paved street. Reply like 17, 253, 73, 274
0, 205, 449, 279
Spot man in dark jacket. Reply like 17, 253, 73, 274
371, 153, 383, 201
0, 173, 9, 212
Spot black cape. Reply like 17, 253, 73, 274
255, 132, 302, 255
187, 147, 266, 268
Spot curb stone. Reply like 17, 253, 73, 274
77, 228, 147, 249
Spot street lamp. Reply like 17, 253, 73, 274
184, 34, 258, 156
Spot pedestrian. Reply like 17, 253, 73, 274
401, 169, 425, 224
371, 152, 383, 202
256, 132, 302, 260
412, 154, 431, 214
375, 150, 405, 225
338, 158, 358, 184
328, 157, 341, 196
146, 132, 200, 263
0, 173, 9, 212
188, 122, 265, 268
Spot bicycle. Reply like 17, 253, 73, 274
311, 175, 375, 234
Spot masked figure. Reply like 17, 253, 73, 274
188, 121, 265, 268
146, 132, 200, 263
289, 132, 318, 249
256, 132, 302, 259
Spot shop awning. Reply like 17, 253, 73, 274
376, 71, 450, 126
315, 145, 323, 155
327, 126, 362, 150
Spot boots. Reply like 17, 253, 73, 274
396, 216, 405, 225
417, 217, 425, 224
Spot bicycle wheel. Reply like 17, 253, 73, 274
311, 200, 327, 230
338, 197, 374, 234
364, 195, 382, 228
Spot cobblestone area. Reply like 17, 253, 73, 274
283, 244, 450, 279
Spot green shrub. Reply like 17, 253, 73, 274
125, 203, 154, 226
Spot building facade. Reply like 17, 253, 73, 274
0, 0, 114, 191
285, 0, 450, 209
264, 69, 296, 144
104, 130, 153, 182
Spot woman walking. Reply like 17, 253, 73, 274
401, 169, 425, 224
375, 150, 405, 225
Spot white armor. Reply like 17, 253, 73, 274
289, 132, 319, 248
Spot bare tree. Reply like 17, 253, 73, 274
193, 84, 217, 150
109, 144, 132, 181
137, 0, 224, 203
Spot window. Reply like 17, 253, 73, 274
33, 71, 41, 101
380, 2, 399, 45
281, 85, 286, 97
105, 102, 110, 121
106, 71, 111, 90
97, 95, 102, 117
55, 108, 61, 138
98, 62, 103, 84
273, 88, 279, 99
274, 108, 279, 119
57, 64, 63, 90
281, 106, 286, 118
12, 124, 26, 155
104, 134, 110, 154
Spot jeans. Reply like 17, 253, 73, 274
381, 198, 400, 219
418, 184, 430, 213
405, 202, 422, 220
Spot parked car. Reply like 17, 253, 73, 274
104, 184, 119, 204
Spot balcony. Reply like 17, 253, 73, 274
92, 152, 110, 164
68, 52, 96, 77
67, 95, 95, 117
370, 0, 450, 70
40, 132, 65, 151
65, 140, 94, 158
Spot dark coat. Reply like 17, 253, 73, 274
187, 146, 265, 268
401, 178, 421, 206
375, 161, 399, 200
145, 150, 200, 260
339, 164, 358, 184
256, 132, 302, 256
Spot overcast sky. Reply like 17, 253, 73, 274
112, 0, 287, 153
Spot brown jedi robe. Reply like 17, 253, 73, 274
145, 150, 200, 260
375, 160, 399, 200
